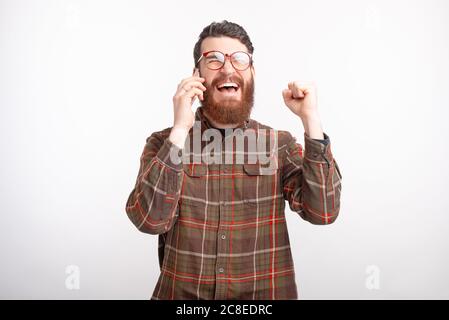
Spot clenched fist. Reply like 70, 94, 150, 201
282, 81, 318, 120
282, 81, 324, 139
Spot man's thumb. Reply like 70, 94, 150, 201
282, 89, 292, 101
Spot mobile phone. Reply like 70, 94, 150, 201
194, 67, 202, 77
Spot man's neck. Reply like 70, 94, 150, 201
203, 110, 239, 129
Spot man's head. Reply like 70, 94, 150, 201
193, 21, 255, 126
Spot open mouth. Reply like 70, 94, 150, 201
216, 82, 240, 95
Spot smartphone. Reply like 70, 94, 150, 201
193, 67, 201, 77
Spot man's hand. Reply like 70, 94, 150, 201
282, 81, 318, 119
169, 69, 207, 148
282, 81, 324, 139
172, 69, 206, 131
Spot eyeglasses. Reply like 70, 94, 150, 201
196, 50, 253, 71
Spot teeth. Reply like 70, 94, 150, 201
218, 82, 238, 89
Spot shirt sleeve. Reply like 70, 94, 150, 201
281, 132, 342, 224
125, 132, 184, 234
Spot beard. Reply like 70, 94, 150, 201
201, 73, 254, 125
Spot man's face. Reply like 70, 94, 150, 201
198, 37, 255, 125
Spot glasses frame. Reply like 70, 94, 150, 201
196, 50, 253, 71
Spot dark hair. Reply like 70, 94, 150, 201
193, 20, 254, 67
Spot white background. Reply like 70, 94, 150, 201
1, 0, 449, 299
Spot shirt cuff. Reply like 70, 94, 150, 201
312, 136, 330, 145
304, 132, 333, 164
156, 138, 184, 172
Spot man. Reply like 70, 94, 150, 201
126, 21, 342, 300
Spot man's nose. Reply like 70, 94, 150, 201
220, 58, 235, 75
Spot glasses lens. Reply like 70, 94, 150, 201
204, 51, 225, 70
231, 52, 251, 70
203, 51, 252, 70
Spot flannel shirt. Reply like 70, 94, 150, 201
125, 107, 342, 300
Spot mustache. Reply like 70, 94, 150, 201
210, 75, 244, 89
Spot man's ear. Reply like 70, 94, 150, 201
251, 65, 256, 77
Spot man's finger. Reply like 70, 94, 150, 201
178, 76, 205, 89
181, 81, 207, 92
293, 89, 305, 99
282, 89, 292, 101
185, 87, 204, 101
288, 83, 305, 98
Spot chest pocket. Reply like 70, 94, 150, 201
181, 164, 208, 208
242, 163, 280, 208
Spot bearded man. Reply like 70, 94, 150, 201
126, 20, 342, 300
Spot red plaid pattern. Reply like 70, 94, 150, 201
126, 107, 342, 300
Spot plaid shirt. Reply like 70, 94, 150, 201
125, 107, 342, 300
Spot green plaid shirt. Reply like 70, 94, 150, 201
126, 107, 342, 300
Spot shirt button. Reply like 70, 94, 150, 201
221, 234, 226, 240
218, 267, 224, 273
